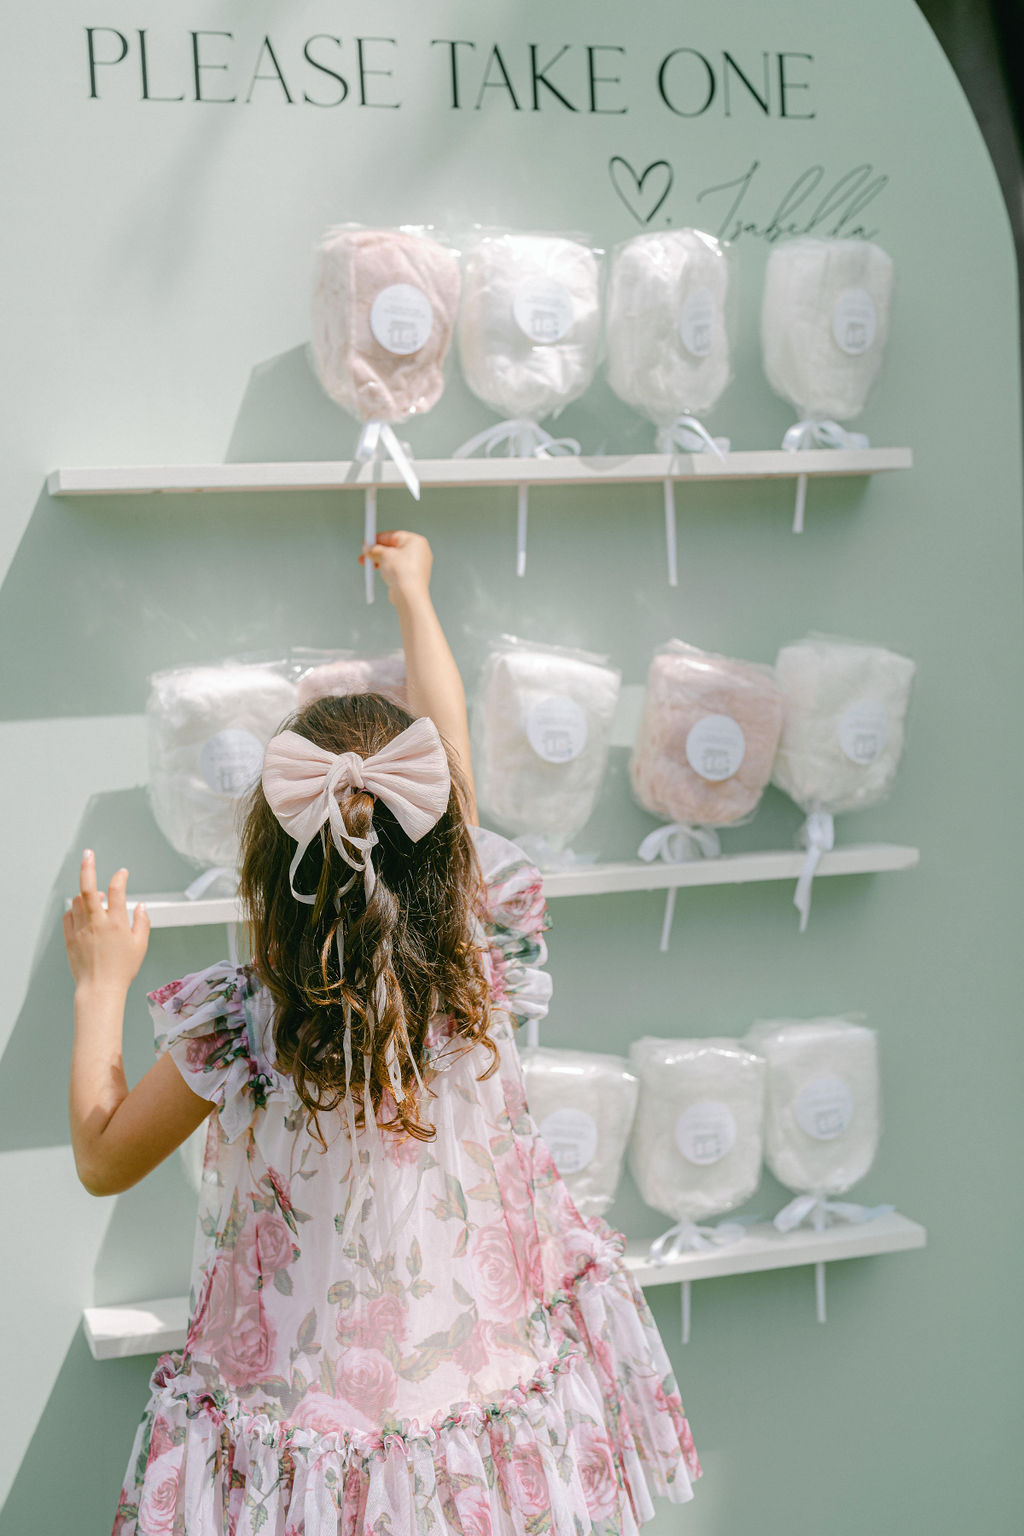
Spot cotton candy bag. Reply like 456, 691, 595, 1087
745, 1018, 880, 1196
762, 238, 894, 422
293, 648, 408, 709
606, 228, 732, 427
744, 1017, 889, 1322
631, 641, 784, 830
606, 229, 733, 582
311, 225, 461, 600
773, 634, 916, 928
312, 225, 460, 425
522, 1047, 638, 1218
474, 637, 621, 859
147, 662, 298, 869
628, 1037, 766, 1223
455, 231, 602, 575
458, 232, 602, 421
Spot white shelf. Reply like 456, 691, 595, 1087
83, 1295, 189, 1361
87, 844, 917, 930
47, 448, 912, 498
82, 1212, 924, 1360
624, 1210, 926, 1286
540, 842, 918, 897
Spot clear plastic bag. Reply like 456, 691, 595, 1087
772, 633, 916, 816
473, 636, 621, 856
146, 661, 298, 869
761, 237, 894, 422
292, 647, 408, 709
631, 640, 784, 828
310, 224, 461, 426
457, 229, 603, 422
521, 1046, 638, 1218
744, 1018, 880, 1197
628, 1037, 766, 1223
606, 228, 734, 425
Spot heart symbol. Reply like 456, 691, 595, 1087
609, 157, 674, 225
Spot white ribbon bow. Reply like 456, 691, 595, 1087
781, 418, 870, 534
654, 417, 730, 587
649, 1217, 748, 1265
794, 811, 835, 933
773, 1193, 894, 1235
453, 419, 582, 577
355, 420, 420, 605
184, 866, 238, 902
638, 823, 722, 953
773, 1191, 893, 1324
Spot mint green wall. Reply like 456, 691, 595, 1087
2, 2, 1022, 1531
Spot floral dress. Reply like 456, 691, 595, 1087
113, 826, 701, 1535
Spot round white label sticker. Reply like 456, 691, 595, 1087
685, 714, 746, 782
674, 1100, 737, 1166
512, 278, 574, 344
526, 696, 588, 764
369, 283, 434, 355
539, 1108, 599, 1174
831, 287, 877, 355
679, 287, 716, 357
794, 1076, 854, 1141
837, 699, 890, 764
199, 729, 265, 798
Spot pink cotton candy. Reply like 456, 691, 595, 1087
311, 227, 461, 424
631, 641, 784, 827
296, 652, 408, 709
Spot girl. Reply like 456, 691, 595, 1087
66, 530, 701, 1535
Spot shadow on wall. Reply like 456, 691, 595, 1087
0, 1326, 154, 1536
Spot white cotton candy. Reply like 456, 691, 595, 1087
295, 651, 408, 710
474, 639, 621, 853
457, 233, 602, 421
522, 1047, 638, 1218
630, 641, 784, 828
628, 1038, 766, 1222
310, 226, 461, 424
772, 635, 915, 815
147, 663, 298, 869
606, 228, 732, 423
761, 238, 894, 421
744, 1019, 880, 1196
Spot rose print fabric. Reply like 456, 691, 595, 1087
112, 826, 700, 1534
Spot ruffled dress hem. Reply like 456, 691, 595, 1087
113, 1228, 700, 1535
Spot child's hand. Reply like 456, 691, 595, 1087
63, 851, 150, 994
361, 530, 433, 606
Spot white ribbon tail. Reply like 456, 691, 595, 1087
663, 478, 678, 587
793, 472, 807, 535
453, 420, 580, 578
782, 419, 870, 533
184, 866, 237, 902
681, 1282, 691, 1345
658, 888, 677, 954
794, 812, 835, 933
525, 1017, 540, 1050
364, 483, 377, 604
649, 1217, 748, 1266
638, 823, 722, 864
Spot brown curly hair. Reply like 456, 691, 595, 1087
238, 693, 495, 1146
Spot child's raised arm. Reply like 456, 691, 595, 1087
364, 530, 478, 824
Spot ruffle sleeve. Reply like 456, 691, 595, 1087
470, 824, 553, 1029
148, 961, 286, 1143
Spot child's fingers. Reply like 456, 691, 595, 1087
131, 901, 150, 947
80, 849, 102, 909
375, 529, 406, 547
62, 908, 75, 947
108, 868, 129, 920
